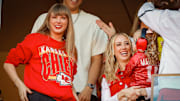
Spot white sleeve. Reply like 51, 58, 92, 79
31, 13, 47, 33
91, 24, 108, 56
138, 2, 180, 39
138, 2, 162, 34
101, 78, 119, 101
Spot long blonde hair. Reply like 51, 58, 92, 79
104, 33, 132, 82
37, 3, 76, 60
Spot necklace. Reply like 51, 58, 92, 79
73, 10, 81, 24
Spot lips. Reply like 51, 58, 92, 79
55, 25, 62, 29
120, 51, 128, 56
71, 0, 77, 3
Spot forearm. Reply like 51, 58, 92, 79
87, 54, 103, 85
3, 63, 24, 88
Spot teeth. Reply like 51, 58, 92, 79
56, 25, 61, 27
121, 52, 127, 55
72, 0, 77, 2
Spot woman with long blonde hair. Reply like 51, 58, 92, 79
102, 33, 141, 101
101, 32, 156, 101
3, 4, 78, 101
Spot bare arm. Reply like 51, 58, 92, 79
88, 54, 103, 87
3, 63, 32, 101
78, 54, 103, 101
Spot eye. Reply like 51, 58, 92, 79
61, 16, 67, 20
51, 16, 57, 19
116, 43, 121, 46
125, 42, 129, 45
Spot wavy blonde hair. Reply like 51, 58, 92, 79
104, 33, 132, 82
37, 3, 76, 60
145, 32, 159, 66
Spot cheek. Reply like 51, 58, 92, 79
114, 46, 120, 52
49, 20, 54, 27
114, 47, 121, 57
63, 20, 68, 27
128, 47, 132, 55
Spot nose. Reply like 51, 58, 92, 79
121, 44, 126, 49
57, 17, 61, 23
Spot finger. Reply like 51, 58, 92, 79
96, 20, 101, 26
24, 94, 29, 101
121, 97, 128, 101
109, 22, 115, 29
20, 95, 25, 101
19, 91, 25, 101
96, 20, 107, 28
78, 94, 82, 101
26, 88, 32, 94
131, 86, 141, 89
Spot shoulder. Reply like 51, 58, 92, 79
37, 13, 48, 19
24, 33, 46, 42
80, 10, 100, 22
34, 13, 48, 23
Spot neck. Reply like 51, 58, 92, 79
50, 32, 64, 42
118, 60, 129, 71
70, 8, 80, 14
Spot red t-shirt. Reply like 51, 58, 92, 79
5, 33, 77, 101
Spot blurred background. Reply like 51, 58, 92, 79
0, 0, 142, 100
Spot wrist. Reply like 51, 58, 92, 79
87, 83, 95, 90
14, 78, 23, 88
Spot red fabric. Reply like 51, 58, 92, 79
136, 38, 148, 51
126, 52, 158, 88
103, 70, 131, 96
157, 88, 180, 101
5, 33, 76, 101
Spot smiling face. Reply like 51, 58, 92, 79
49, 13, 68, 36
114, 34, 132, 62
63, 0, 82, 13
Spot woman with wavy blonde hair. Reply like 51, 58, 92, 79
104, 33, 132, 82
101, 33, 141, 101
101, 32, 156, 101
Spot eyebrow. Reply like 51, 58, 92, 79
115, 41, 129, 43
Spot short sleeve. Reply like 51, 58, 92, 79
91, 25, 108, 56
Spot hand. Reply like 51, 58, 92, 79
72, 87, 79, 101
78, 86, 93, 101
17, 82, 32, 101
96, 20, 116, 39
117, 86, 141, 101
